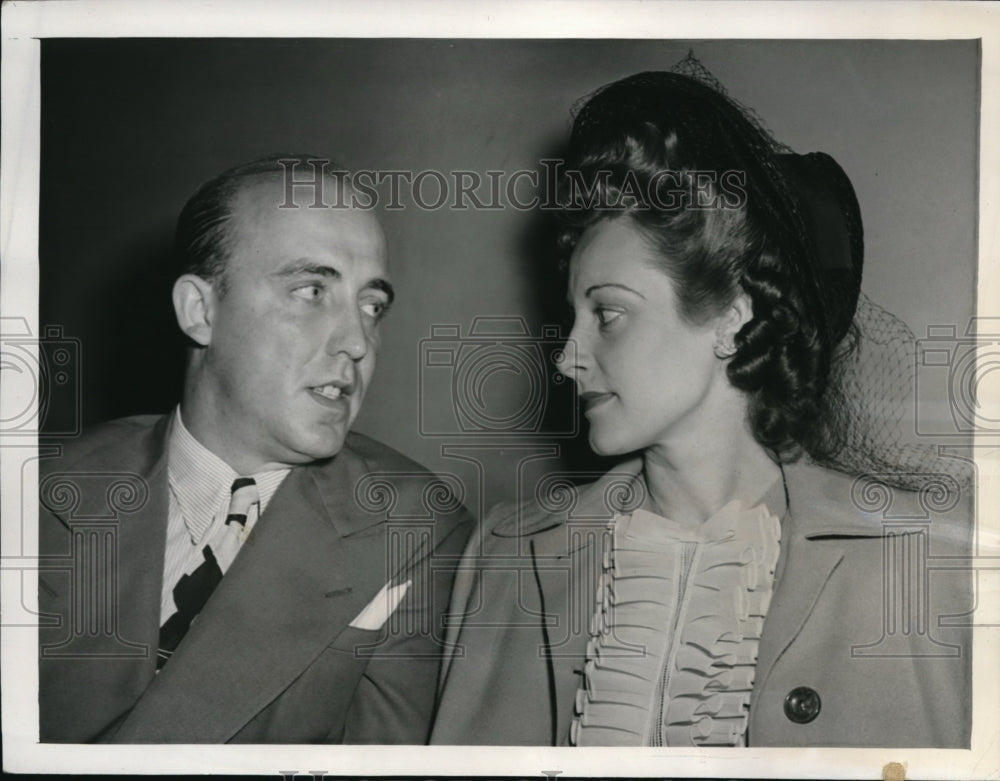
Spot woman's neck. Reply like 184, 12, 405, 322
641, 412, 782, 527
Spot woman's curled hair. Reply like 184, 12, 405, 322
557, 71, 861, 460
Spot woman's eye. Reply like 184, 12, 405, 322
595, 307, 623, 328
292, 284, 324, 301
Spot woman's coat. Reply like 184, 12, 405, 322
430, 458, 972, 747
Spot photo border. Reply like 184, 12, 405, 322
2, 2, 998, 778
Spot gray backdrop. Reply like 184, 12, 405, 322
40, 38, 978, 513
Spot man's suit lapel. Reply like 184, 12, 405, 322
103, 428, 171, 730
39, 416, 170, 741
111, 447, 392, 743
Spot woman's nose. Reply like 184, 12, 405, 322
554, 336, 580, 381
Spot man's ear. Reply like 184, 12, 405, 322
713, 289, 754, 358
172, 274, 217, 347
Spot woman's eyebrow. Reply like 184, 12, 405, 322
584, 282, 646, 299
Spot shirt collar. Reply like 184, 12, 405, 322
626, 472, 786, 542
634, 468, 787, 520
167, 408, 291, 544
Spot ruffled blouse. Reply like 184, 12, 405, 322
569, 485, 782, 747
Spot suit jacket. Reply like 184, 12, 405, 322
38, 414, 472, 744
430, 458, 972, 747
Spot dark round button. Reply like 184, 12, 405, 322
783, 686, 821, 724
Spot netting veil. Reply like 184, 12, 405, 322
686, 51, 974, 492
576, 53, 974, 492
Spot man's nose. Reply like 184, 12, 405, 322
327, 307, 369, 360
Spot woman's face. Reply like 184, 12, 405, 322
557, 217, 730, 457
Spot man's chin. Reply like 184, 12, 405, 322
284, 425, 350, 464
303, 435, 348, 462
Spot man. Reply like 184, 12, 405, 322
38, 156, 471, 743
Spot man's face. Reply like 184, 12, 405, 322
194, 175, 391, 471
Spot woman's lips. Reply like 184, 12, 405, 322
580, 390, 614, 413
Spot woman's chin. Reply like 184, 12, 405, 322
588, 431, 636, 458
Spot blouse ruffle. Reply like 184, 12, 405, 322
570, 494, 781, 747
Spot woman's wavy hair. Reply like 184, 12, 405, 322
557, 71, 863, 461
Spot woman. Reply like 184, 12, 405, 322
430, 70, 972, 748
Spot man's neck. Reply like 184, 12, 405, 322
176, 402, 289, 475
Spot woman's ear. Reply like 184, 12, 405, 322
714, 290, 753, 359
172, 274, 217, 347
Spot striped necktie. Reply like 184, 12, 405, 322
157, 477, 259, 670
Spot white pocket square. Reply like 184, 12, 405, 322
349, 580, 411, 631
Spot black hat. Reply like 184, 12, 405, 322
777, 151, 864, 345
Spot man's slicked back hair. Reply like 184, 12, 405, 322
173, 154, 347, 293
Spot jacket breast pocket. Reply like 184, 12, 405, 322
326, 624, 385, 658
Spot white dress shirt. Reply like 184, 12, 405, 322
159, 408, 290, 625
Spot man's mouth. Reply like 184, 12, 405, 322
310, 382, 352, 401
313, 385, 342, 400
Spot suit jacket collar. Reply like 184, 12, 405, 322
307, 438, 391, 538
491, 458, 644, 556
781, 458, 897, 538
498, 456, 892, 553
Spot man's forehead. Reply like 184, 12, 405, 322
230, 169, 347, 214
227, 172, 387, 256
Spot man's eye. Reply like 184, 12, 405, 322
361, 300, 387, 319
292, 284, 324, 301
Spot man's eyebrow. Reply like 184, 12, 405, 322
584, 282, 646, 299
273, 260, 394, 305
273, 260, 341, 279
369, 278, 395, 306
